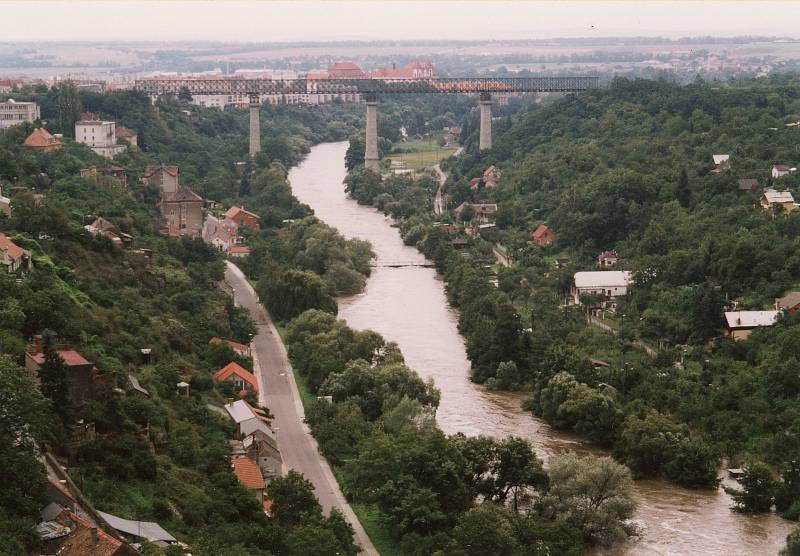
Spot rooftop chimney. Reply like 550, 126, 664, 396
34, 334, 43, 354
90, 526, 99, 545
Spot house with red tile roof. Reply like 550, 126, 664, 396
225, 206, 260, 231
44, 510, 135, 556
597, 250, 619, 267
532, 224, 556, 247
232, 457, 266, 502
229, 245, 251, 258
214, 361, 259, 396
25, 335, 101, 406
209, 336, 251, 357
0, 233, 32, 273
483, 165, 501, 188
23, 128, 62, 151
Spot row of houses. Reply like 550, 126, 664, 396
222, 392, 282, 508
209, 335, 283, 508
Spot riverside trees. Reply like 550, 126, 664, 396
342, 76, 800, 504
284, 308, 636, 554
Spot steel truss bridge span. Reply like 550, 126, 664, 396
134, 76, 598, 96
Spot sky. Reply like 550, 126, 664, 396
4, 1, 800, 43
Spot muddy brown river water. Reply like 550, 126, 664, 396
288, 141, 794, 555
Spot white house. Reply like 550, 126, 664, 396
75, 113, 126, 158
711, 154, 730, 172
772, 164, 796, 179
0, 99, 39, 129
572, 271, 633, 306
724, 310, 780, 341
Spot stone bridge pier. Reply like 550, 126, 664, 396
479, 92, 492, 151
249, 93, 261, 157
364, 94, 380, 172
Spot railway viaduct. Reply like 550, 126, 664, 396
135, 76, 598, 171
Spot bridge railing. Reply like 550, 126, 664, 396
134, 76, 599, 96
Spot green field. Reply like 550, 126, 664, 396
351, 503, 403, 556
385, 136, 457, 170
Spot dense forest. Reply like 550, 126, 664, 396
343, 76, 800, 548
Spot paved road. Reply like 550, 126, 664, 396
225, 262, 378, 555
433, 146, 463, 215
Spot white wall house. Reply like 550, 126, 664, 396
772, 164, 796, 179
0, 99, 39, 129
572, 271, 633, 306
75, 117, 127, 158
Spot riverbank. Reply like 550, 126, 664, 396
287, 141, 795, 556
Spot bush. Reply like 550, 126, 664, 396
725, 461, 778, 513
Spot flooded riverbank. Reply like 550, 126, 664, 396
288, 141, 794, 555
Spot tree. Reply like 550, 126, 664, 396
266, 471, 323, 528
677, 168, 691, 208
38, 337, 74, 429
663, 436, 719, 489
55, 81, 82, 137
781, 527, 800, 556
345, 134, 365, 170
0, 356, 51, 554
725, 461, 778, 513
257, 268, 337, 322
178, 86, 193, 102
492, 436, 547, 511
451, 503, 518, 556
616, 410, 684, 477
539, 454, 636, 546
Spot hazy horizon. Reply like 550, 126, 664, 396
5, 1, 800, 43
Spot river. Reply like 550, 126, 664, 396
288, 141, 794, 555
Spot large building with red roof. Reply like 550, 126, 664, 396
327, 61, 367, 79
369, 60, 439, 80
